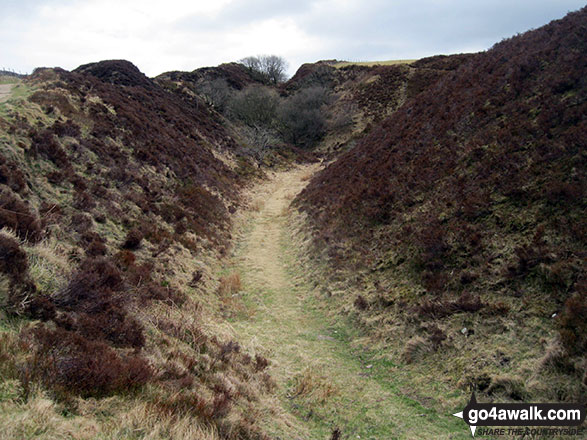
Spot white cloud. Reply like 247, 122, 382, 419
0, 0, 584, 77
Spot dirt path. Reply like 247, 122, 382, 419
0, 84, 14, 102
230, 165, 468, 439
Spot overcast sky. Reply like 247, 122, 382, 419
1, 0, 584, 77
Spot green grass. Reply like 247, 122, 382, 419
0, 82, 37, 119
282, 238, 471, 439
226, 172, 472, 439
3, 84, 28, 100
0, 76, 21, 85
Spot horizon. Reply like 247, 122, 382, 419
1, 1, 585, 78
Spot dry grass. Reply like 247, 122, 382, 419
25, 234, 72, 294
300, 171, 314, 182
402, 336, 434, 364
0, 390, 99, 440
288, 367, 339, 405
0, 390, 222, 440
282, 191, 296, 201
218, 272, 242, 297
0, 227, 19, 241
0, 76, 21, 85
333, 59, 416, 68
250, 199, 265, 212
0, 275, 10, 310
225, 165, 471, 439
0, 65, 292, 440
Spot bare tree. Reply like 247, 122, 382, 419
238, 55, 288, 84
259, 55, 288, 84
239, 56, 261, 72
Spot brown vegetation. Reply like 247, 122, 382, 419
295, 8, 586, 401
0, 58, 286, 438
218, 272, 242, 297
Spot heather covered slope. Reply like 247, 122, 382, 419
0, 60, 279, 439
16, 60, 246, 246
283, 54, 475, 157
156, 62, 263, 93
295, 8, 586, 401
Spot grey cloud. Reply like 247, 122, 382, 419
1, 0, 585, 76
296, 0, 586, 57
174, 0, 317, 33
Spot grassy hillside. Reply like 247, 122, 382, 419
0, 60, 282, 439
295, 7, 586, 405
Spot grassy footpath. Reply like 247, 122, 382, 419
227, 166, 471, 440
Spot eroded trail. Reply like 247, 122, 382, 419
230, 165, 468, 440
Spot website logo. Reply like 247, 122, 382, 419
453, 393, 586, 437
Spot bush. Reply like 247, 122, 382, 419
227, 85, 279, 128
354, 295, 368, 311
73, 311, 145, 348
0, 233, 28, 283
254, 354, 269, 372
71, 212, 93, 233
122, 228, 143, 250
557, 290, 587, 355
0, 154, 26, 193
52, 257, 146, 348
28, 129, 71, 169
86, 238, 107, 256
0, 188, 42, 242
51, 120, 81, 138
73, 190, 96, 211
22, 325, 152, 398
55, 258, 123, 311
0, 232, 56, 320
278, 86, 330, 148
25, 295, 56, 321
